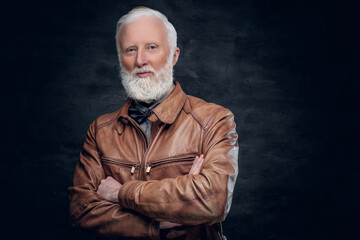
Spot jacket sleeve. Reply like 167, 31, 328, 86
118, 108, 238, 225
68, 121, 160, 239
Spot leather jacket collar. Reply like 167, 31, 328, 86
118, 80, 186, 125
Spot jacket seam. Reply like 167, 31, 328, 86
90, 120, 101, 158
187, 111, 206, 130
93, 115, 120, 156
152, 91, 186, 124
199, 107, 228, 155
172, 93, 187, 123
200, 125, 204, 156
203, 107, 227, 130
96, 116, 118, 130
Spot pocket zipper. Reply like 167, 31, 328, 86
145, 154, 196, 174
102, 157, 139, 175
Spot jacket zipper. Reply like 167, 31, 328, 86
102, 157, 139, 175
127, 117, 149, 180
145, 154, 196, 174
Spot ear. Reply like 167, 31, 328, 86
172, 47, 180, 66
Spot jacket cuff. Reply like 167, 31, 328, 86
118, 181, 160, 240
118, 180, 141, 210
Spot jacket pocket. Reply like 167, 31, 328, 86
145, 153, 197, 174
101, 157, 139, 175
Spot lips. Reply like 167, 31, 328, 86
136, 71, 153, 78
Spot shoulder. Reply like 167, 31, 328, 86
184, 95, 234, 130
87, 109, 121, 132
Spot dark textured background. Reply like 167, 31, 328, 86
1, 0, 359, 239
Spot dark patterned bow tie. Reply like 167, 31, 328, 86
128, 101, 160, 124
127, 88, 174, 124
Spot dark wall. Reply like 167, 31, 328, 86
2, 0, 358, 239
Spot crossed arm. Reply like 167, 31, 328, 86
96, 154, 205, 229
69, 109, 238, 238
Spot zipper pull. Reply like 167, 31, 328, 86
146, 164, 152, 174
130, 164, 137, 175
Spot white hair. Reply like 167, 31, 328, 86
115, 6, 177, 57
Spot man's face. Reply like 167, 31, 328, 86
118, 16, 172, 76
117, 16, 179, 103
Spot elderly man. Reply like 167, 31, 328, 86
68, 6, 238, 240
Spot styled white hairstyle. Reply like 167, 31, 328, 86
115, 7, 177, 55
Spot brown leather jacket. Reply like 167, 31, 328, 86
68, 81, 238, 239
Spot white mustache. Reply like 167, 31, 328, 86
120, 53, 174, 104
133, 66, 155, 75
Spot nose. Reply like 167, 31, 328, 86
135, 48, 148, 68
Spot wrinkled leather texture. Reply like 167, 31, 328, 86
68, 81, 239, 239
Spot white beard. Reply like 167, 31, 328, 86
120, 56, 174, 104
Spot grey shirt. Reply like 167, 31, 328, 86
137, 88, 173, 143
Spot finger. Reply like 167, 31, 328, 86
189, 156, 199, 174
192, 155, 204, 175
190, 157, 200, 174
199, 154, 204, 165
159, 221, 182, 229
190, 155, 201, 174
192, 163, 201, 174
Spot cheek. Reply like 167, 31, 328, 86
121, 56, 134, 71
152, 54, 170, 69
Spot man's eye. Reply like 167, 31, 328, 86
126, 48, 136, 53
148, 45, 157, 50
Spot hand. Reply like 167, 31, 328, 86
189, 154, 204, 175
159, 221, 182, 229
97, 176, 122, 202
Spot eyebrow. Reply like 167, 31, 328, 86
122, 42, 160, 50
121, 45, 136, 52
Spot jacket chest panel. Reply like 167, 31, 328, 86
97, 127, 144, 183
146, 116, 203, 162
101, 158, 139, 183
143, 153, 197, 180
142, 117, 203, 180
97, 125, 145, 162
97, 115, 203, 182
